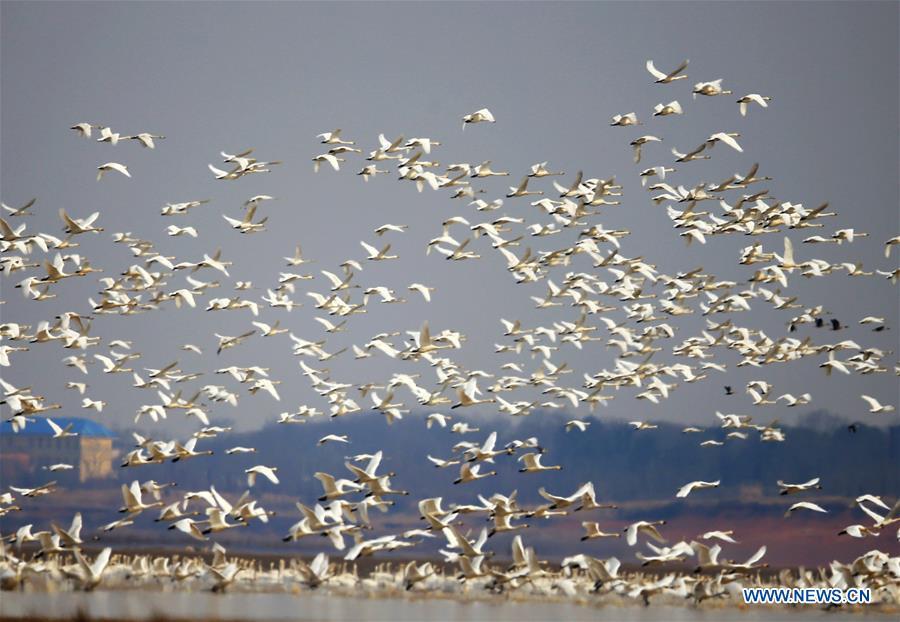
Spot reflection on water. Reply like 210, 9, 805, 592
0, 591, 888, 621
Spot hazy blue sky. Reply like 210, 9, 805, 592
1, 1, 897, 435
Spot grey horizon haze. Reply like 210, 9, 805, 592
1, 1, 898, 437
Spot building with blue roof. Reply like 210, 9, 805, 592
0, 417, 116, 483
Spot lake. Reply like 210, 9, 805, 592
0, 590, 891, 621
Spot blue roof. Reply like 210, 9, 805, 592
0, 417, 116, 438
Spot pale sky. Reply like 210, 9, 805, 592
1, 1, 897, 435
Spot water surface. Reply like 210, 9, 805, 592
0, 591, 889, 621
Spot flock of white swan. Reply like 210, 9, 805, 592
1, 58, 898, 607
